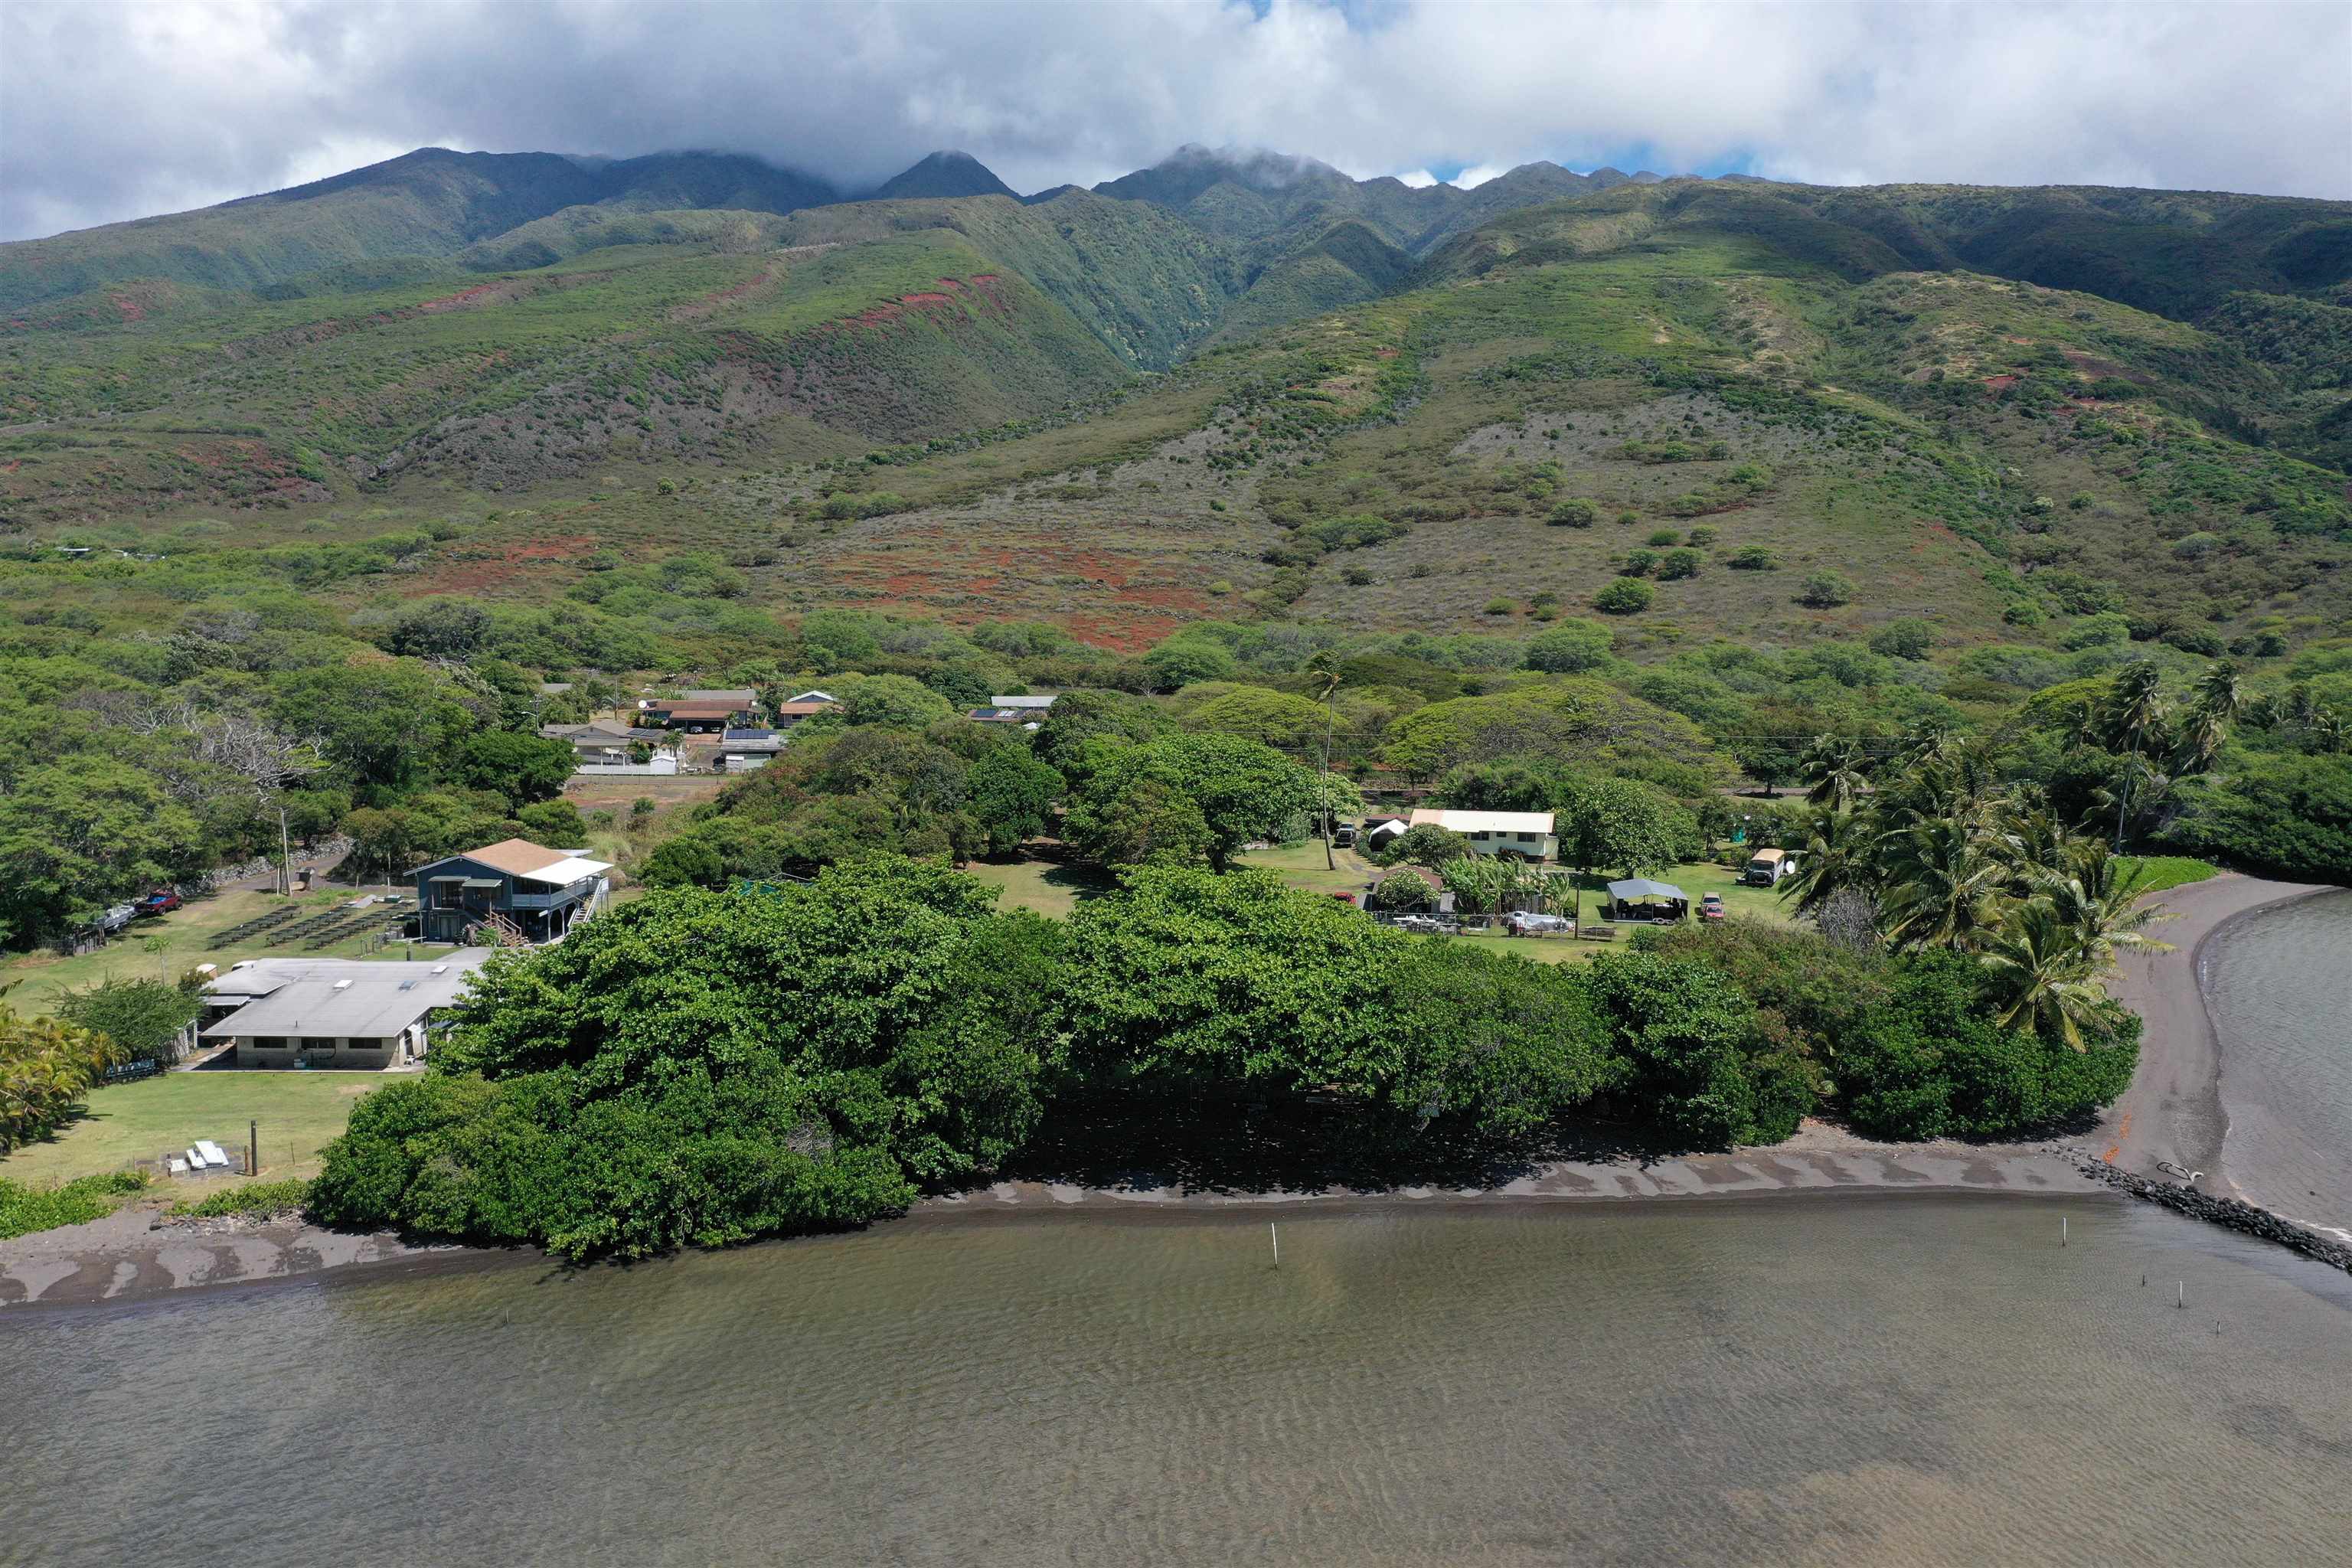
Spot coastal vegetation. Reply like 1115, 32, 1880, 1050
309, 852, 2135, 1260
0, 1170, 148, 1240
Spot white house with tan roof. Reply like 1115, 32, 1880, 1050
410, 837, 612, 945
1406, 808, 1557, 861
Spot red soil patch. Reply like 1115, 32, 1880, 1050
109, 295, 146, 323
418, 282, 508, 313
1981, 374, 2020, 393
898, 292, 954, 305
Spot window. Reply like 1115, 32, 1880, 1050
250, 1037, 288, 1050
434, 881, 463, 910
300, 1038, 335, 1052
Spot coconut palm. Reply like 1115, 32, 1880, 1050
1781, 805, 1877, 920
1877, 814, 2009, 951
2194, 662, 2245, 723
2104, 662, 2169, 850
1800, 734, 1870, 812
1978, 902, 2122, 1050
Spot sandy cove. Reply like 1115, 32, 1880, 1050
4, 870, 2330, 1312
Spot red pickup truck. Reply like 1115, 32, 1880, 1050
135, 889, 182, 916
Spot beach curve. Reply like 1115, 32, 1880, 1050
2097, 870, 2332, 1191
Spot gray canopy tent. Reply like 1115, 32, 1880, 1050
1605, 877, 1690, 922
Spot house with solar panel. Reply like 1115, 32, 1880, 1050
410, 838, 612, 946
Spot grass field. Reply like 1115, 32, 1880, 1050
960, 857, 1117, 918
2116, 855, 2223, 897
0, 1072, 382, 1187
0, 884, 420, 1019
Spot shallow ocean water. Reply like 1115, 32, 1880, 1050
2202, 888, 2352, 1236
4, 1194, 2347, 1567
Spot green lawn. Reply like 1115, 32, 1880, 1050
2117, 855, 2221, 897
961, 857, 1118, 919
0, 884, 419, 1019
0, 1072, 382, 1187
1232, 840, 1377, 899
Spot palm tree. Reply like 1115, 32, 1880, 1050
1877, 815, 2009, 951
1781, 805, 1877, 920
1305, 653, 1344, 871
2195, 662, 2245, 723
1800, 734, 1870, 812
2034, 839, 2173, 972
2105, 662, 2168, 851
1978, 902, 2120, 1050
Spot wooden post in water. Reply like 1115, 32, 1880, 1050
2177, 1280, 2185, 1309
1269, 1222, 1279, 1269
2061, 1217, 2067, 1246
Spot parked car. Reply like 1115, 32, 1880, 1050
134, 889, 182, 916
1700, 893, 1727, 921
1393, 914, 1453, 934
1504, 910, 1573, 936
100, 902, 139, 934
1331, 825, 1357, 848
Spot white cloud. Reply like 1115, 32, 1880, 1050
1393, 168, 1439, 188
2, 0, 2345, 241
1452, 164, 1509, 190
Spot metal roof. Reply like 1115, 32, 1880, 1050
515, 855, 611, 887
1606, 878, 1688, 901
1410, 808, 1557, 835
203, 954, 488, 1040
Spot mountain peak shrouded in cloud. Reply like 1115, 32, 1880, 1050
871, 151, 1018, 201
1, 0, 2344, 243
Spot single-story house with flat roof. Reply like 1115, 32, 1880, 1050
411, 838, 612, 945
1407, 808, 1557, 861
201, 952, 488, 1070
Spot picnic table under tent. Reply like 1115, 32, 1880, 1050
1605, 877, 1690, 923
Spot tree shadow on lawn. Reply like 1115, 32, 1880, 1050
998, 1097, 1709, 1199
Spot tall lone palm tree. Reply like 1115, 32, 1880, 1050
2105, 662, 2168, 851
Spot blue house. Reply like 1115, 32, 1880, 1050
410, 838, 612, 946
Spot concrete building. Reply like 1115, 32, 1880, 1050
200, 953, 488, 1070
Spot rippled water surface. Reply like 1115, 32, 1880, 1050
2203, 888, 2352, 1235
4, 1197, 2348, 1567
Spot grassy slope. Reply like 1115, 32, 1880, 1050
5, 184, 2347, 664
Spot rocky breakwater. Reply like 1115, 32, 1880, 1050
2072, 1153, 2352, 1274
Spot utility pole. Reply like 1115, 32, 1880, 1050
277, 803, 293, 896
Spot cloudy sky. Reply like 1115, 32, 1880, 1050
3, 0, 2347, 242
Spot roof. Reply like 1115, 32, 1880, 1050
1607, 877, 1688, 901
203, 954, 488, 1040
773, 701, 834, 718
448, 838, 572, 877
966, 707, 1034, 722
680, 688, 758, 704
785, 690, 838, 704
1747, 847, 1791, 862
515, 855, 611, 887
646, 703, 742, 720
987, 694, 1057, 709
1410, 808, 1557, 835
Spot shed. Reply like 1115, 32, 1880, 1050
1605, 877, 1690, 922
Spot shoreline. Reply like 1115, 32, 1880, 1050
8, 871, 2341, 1312
2096, 871, 2332, 1194
4, 1127, 2102, 1311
